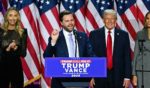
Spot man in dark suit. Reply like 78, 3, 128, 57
89, 9, 132, 88
43, 10, 94, 88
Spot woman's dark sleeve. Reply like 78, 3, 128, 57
0, 28, 4, 47
0, 28, 4, 60
20, 29, 27, 57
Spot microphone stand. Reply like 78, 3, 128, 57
75, 39, 77, 57
139, 40, 145, 88
73, 30, 77, 57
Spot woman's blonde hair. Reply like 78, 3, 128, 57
2, 7, 23, 36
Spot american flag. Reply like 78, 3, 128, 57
0, 0, 150, 87
34, 0, 60, 87
0, 0, 4, 25
114, 0, 139, 53
136, 0, 150, 30
60, 0, 87, 33
86, 0, 114, 33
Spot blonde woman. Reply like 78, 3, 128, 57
0, 7, 27, 88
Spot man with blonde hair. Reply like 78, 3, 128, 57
89, 9, 132, 88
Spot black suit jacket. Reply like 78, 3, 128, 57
89, 27, 132, 87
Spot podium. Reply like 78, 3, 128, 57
45, 57, 107, 88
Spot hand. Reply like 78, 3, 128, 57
13, 45, 18, 51
132, 76, 137, 87
123, 79, 130, 88
9, 40, 17, 49
51, 30, 59, 44
6, 40, 17, 51
89, 78, 95, 88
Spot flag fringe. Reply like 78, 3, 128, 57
24, 74, 41, 87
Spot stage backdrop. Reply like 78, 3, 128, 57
0, 0, 150, 88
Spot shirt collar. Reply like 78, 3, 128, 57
105, 27, 115, 33
63, 29, 74, 36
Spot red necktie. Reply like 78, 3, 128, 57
107, 31, 113, 70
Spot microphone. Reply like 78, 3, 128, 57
73, 30, 77, 39
73, 30, 77, 57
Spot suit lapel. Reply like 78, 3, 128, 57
76, 32, 82, 57
59, 31, 69, 56
113, 29, 119, 55
101, 27, 106, 53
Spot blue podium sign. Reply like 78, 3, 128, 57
45, 57, 107, 78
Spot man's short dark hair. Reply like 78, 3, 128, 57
59, 10, 74, 22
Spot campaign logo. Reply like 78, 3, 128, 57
60, 59, 91, 77
45, 57, 107, 78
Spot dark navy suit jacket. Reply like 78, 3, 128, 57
43, 30, 94, 58
89, 27, 132, 87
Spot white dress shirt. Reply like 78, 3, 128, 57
105, 27, 115, 54
63, 29, 79, 57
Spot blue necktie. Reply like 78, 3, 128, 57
68, 33, 75, 57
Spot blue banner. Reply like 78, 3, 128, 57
45, 57, 107, 77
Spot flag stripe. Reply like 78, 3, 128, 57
125, 9, 140, 33
130, 5, 138, 22
37, 24, 47, 52
75, 6, 86, 32
41, 14, 53, 35
26, 38, 41, 73
45, 10, 60, 31
21, 57, 34, 80
38, 15, 51, 45
51, 6, 61, 28
74, 15, 85, 32
137, 7, 144, 25
86, 8, 99, 29
120, 14, 136, 40
85, 18, 95, 32
23, 6, 40, 46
